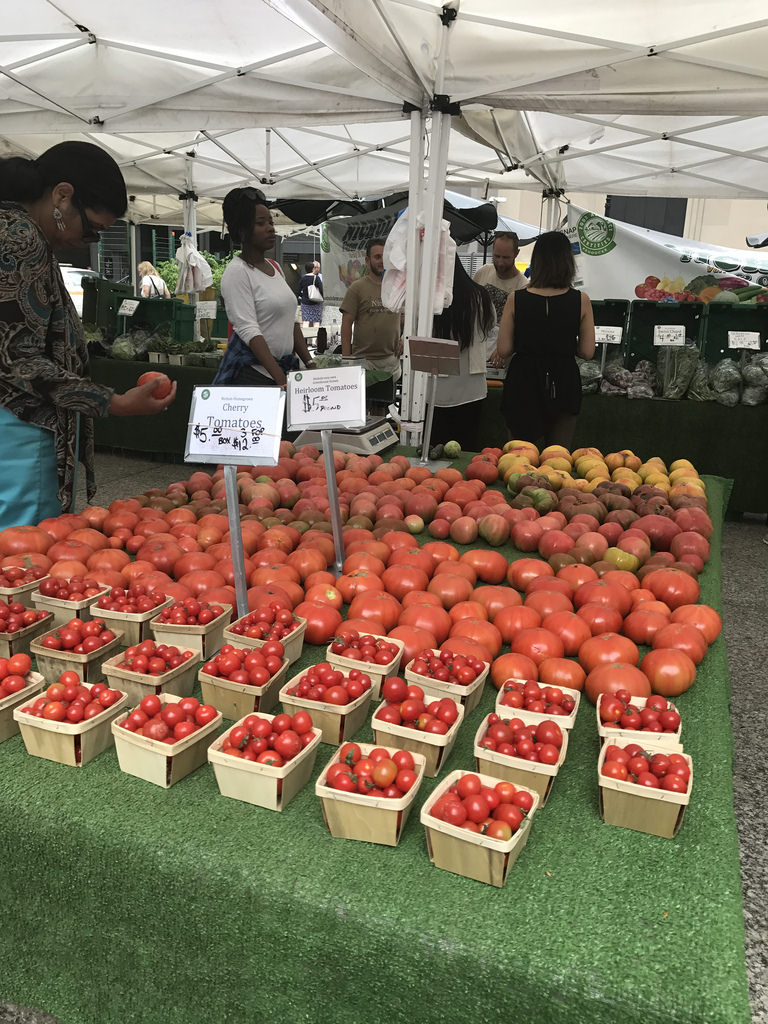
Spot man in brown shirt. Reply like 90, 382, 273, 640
473, 232, 527, 294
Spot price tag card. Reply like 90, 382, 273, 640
728, 330, 761, 350
653, 324, 686, 347
184, 386, 284, 466
286, 365, 366, 431
118, 299, 140, 316
595, 326, 623, 345
195, 300, 218, 320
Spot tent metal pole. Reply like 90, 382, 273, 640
400, 108, 426, 444
182, 166, 201, 342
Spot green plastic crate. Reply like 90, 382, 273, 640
118, 298, 196, 343
699, 302, 768, 363
82, 277, 135, 338
625, 299, 706, 370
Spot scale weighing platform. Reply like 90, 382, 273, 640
293, 415, 399, 455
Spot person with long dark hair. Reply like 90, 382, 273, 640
429, 257, 496, 452
0, 141, 176, 529
492, 231, 595, 448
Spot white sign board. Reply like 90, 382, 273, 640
195, 301, 218, 320
595, 326, 623, 345
728, 330, 761, 351
286, 365, 366, 431
653, 324, 686, 347
184, 386, 284, 466
118, 299, 140, 316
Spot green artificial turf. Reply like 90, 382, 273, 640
0, 473, 751, 1024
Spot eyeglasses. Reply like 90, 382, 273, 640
74, 199, 102, 244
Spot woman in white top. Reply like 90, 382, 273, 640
137, 261, 171, 299
428, 256, 496, 452
219, 187, 316, 388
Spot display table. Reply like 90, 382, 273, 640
0, 476, 750, 1024
89, 358, 767, 512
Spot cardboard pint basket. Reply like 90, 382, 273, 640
31, 587, 110, 627
208, 712, 322, 811
473, 717, 569, 806
30, 628, 124, 685
279, 672, 373, 745
326, 635, 405, 701
597, 737, 691, 839
495, 680, 581, 730
101, 650, 198, 705
315, 742, 426, 846
371, 698, 464, 777
94, 597, 173, 646
0, 613, 54, 660
13, 690, 129, 767
404, 650, 488, 714
596, 693, 682, 747
420, 769, 540, 887
0, 672, 45, 744
149, 604, 232, 660
223, 615, 307, 665
0, 576, 50, 609
198, 658, 289, 720
111, 693, 222, 789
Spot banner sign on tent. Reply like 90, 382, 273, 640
321, 206, 401, 304
566, 206, 768, 302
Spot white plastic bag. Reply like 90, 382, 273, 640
175, 235, 214, 294
381, 209, 455, 315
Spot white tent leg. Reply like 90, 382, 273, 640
182, 174, 201, 342
543, 192, 562, 231
400, 108, 426, 444
128, 222, 140, 295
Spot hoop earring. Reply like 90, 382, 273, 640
53, 207, 66, 232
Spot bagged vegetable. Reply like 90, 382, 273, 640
709, 358, 742, 393
603, 357, 632, 389
656, 343, 699, 399
578, 359, 602, 391
600, 379, 626, 396
714, 388, 740, 407
741, 353, 768, 387
627, 383, 655, 400
741, 384, 768, 406
685, 360, 715, 401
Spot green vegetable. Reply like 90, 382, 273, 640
709, 291, 740, 303
443, 440, 462, 458
429, 444, 444, 460
735, 286, 765, 301
685, 274, 719, 295
111, 337, 136, 360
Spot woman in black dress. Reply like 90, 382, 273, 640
493, 231, 595, 448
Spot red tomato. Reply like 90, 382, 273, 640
510, 627, 564, 666
640, 648, 697, 697
643, 568, 700, 610
579, 632, 639, 672
584, 663, 652, 705
670, 603, 722, 645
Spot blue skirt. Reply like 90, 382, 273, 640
0, 406, 61, 529
300, 301, 322, 322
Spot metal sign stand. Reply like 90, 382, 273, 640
321, 430, 346, 576
407, 337, 461, 464
223, 465, 250, 618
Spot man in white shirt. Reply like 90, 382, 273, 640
473, 232, 527, 294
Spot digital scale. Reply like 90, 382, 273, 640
293, 415, 399, 455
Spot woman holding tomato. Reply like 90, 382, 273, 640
0, 142, 177, 529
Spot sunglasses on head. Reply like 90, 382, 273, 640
241, 187, 267, 204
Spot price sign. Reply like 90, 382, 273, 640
595, 326, 623, 345
117, 299, 140, 316
653, 324, 686, 347
286, 365, 366, 431
184, 386, 284, 466
728, 331, 761, 351
195, 300, 218, 320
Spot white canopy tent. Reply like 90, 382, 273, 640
4, 0, 768, 437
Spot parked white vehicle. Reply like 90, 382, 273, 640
60, 265, 101, 317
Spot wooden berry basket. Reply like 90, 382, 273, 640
94, 597, 173, 646
0, 672, 45, 744
495, 680, 581, 730
325, 636, 405, 701
597, 737, 691, 839
595, 694, 682, 747
111, 693, 222, 788
30, 628, 124, 686
279, 672, 373, 745
420, 769, 540, 887
198, 657, 289, 720
149, 603, 233, 660
208, 711, 322, 811
13, 690, 129, 767
223, 615, 307, 665
404, 649, 488, 715
0, 577, 50, 609
371, 698, 464, 777
0, 613, 54, 660
315, 742, 426, 846
30, 587, 110, 627
101, 651, 199, 705
473, 717, 569, 806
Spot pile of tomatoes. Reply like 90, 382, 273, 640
36, 575, 106, 602
0, 565, 47, 590
226, 604, 301, 643
117, 640, 196, 676
0, 653, 36, 698
20, 673, 123, 723
429, 771, 535, 841
478, 713, 564, 765
153, 599, 226, 626
286, 662, 372, 705
600, 741, 691, 792
119, 694, 218, 743
40, 617, 117, 654
96, 585, 168, 614
0, 599, 50, 635
598, 690, 681, 734
202, 643, 285, 689
374, 677, 459, 734
219, 711, 316, 766
328, 632, 402, 668
407, 648, 486, 687
498, 679, 577, 717
324, 742, 419, 797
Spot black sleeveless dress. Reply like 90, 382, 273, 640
501, 288, 583, 441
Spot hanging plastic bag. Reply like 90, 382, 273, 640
381, 210, 455, 315
175, 235, 214, 295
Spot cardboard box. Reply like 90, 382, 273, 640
597, 737, 691, 838
30, 629, 124, 685
279, 672, 372, 745
473, 716, 569, 806
198, 658, 288, 720
101, 650, 198, 704
13, 690, 129, 766
371, 698, 464, 777
149, 603, 232, 660
404, 649, 488, 714
0, 672, 45, 743
223, 615, 307, 665
326, 635, 405, 700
